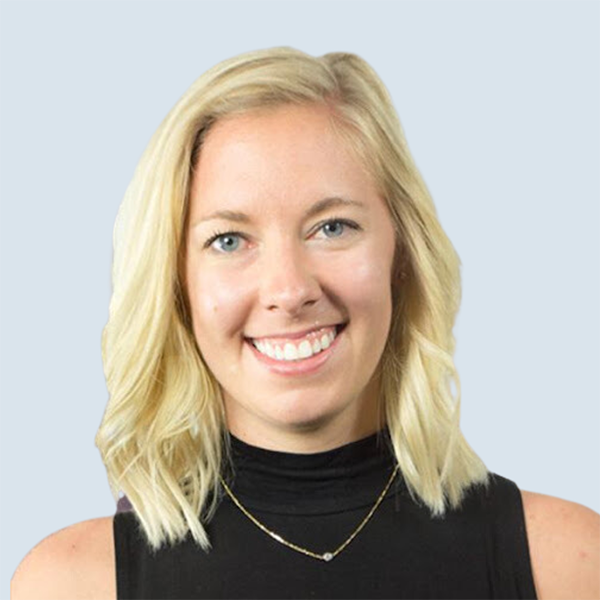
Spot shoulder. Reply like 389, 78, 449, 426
521, 490, 599, 600
11, 516, 116, 600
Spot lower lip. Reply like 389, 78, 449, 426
245, 326, 345, 377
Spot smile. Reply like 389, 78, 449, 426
250, 325, 341, 362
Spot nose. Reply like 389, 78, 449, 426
259, 240, 322, 316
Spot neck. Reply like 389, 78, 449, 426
223, 425, 397, 515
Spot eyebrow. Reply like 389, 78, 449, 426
192, 196, 367, 228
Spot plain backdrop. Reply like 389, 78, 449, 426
1, 0, 598, 592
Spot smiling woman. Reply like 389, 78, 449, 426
11, 47, 599, 600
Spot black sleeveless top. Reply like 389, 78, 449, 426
113, 430, 538, 599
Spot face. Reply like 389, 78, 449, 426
185, 104, 397, 451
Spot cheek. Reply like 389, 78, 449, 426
337, 249, 394, 350
341, 250, 394, 310
186, 266, 251, 338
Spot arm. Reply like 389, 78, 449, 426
11, 517, 116, 600
522, 491, 600, 600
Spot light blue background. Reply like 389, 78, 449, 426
2, 0, 598, 592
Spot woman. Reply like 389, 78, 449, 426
12, 47, 599, 599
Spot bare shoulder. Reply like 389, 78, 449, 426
521, 490, 599, 600
11, 516, 116, 600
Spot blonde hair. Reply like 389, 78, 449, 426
96, 46, 489, 551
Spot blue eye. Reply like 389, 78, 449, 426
204, 218, 360, 254
319, 220, 350, 238
205, 232, 243, 253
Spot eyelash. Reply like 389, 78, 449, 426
204, 218, 361, 252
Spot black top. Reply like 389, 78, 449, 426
114, 429, 538, 599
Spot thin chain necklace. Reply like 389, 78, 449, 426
219, 464, 400, 562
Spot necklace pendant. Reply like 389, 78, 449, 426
322, 552, 333, 562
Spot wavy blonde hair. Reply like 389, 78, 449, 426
96, 46, 489, 551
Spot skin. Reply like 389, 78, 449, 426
11, 105, 600, 599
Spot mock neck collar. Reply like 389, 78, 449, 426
222, 428, 401, 515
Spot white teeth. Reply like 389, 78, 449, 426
284, 343, 298, 360
252, 328, 338, 362
297, 340, 313, 359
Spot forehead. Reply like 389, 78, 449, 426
201, 103, 342, 153
189, 104, 378, 219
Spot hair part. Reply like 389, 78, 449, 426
96, 46, 488, 551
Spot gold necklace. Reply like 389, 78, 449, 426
219, 464, 399, 562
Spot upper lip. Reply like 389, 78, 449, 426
247, 322, 346, 341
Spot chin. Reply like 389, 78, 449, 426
268, 400, 344, 434
280, 413, 333, 433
